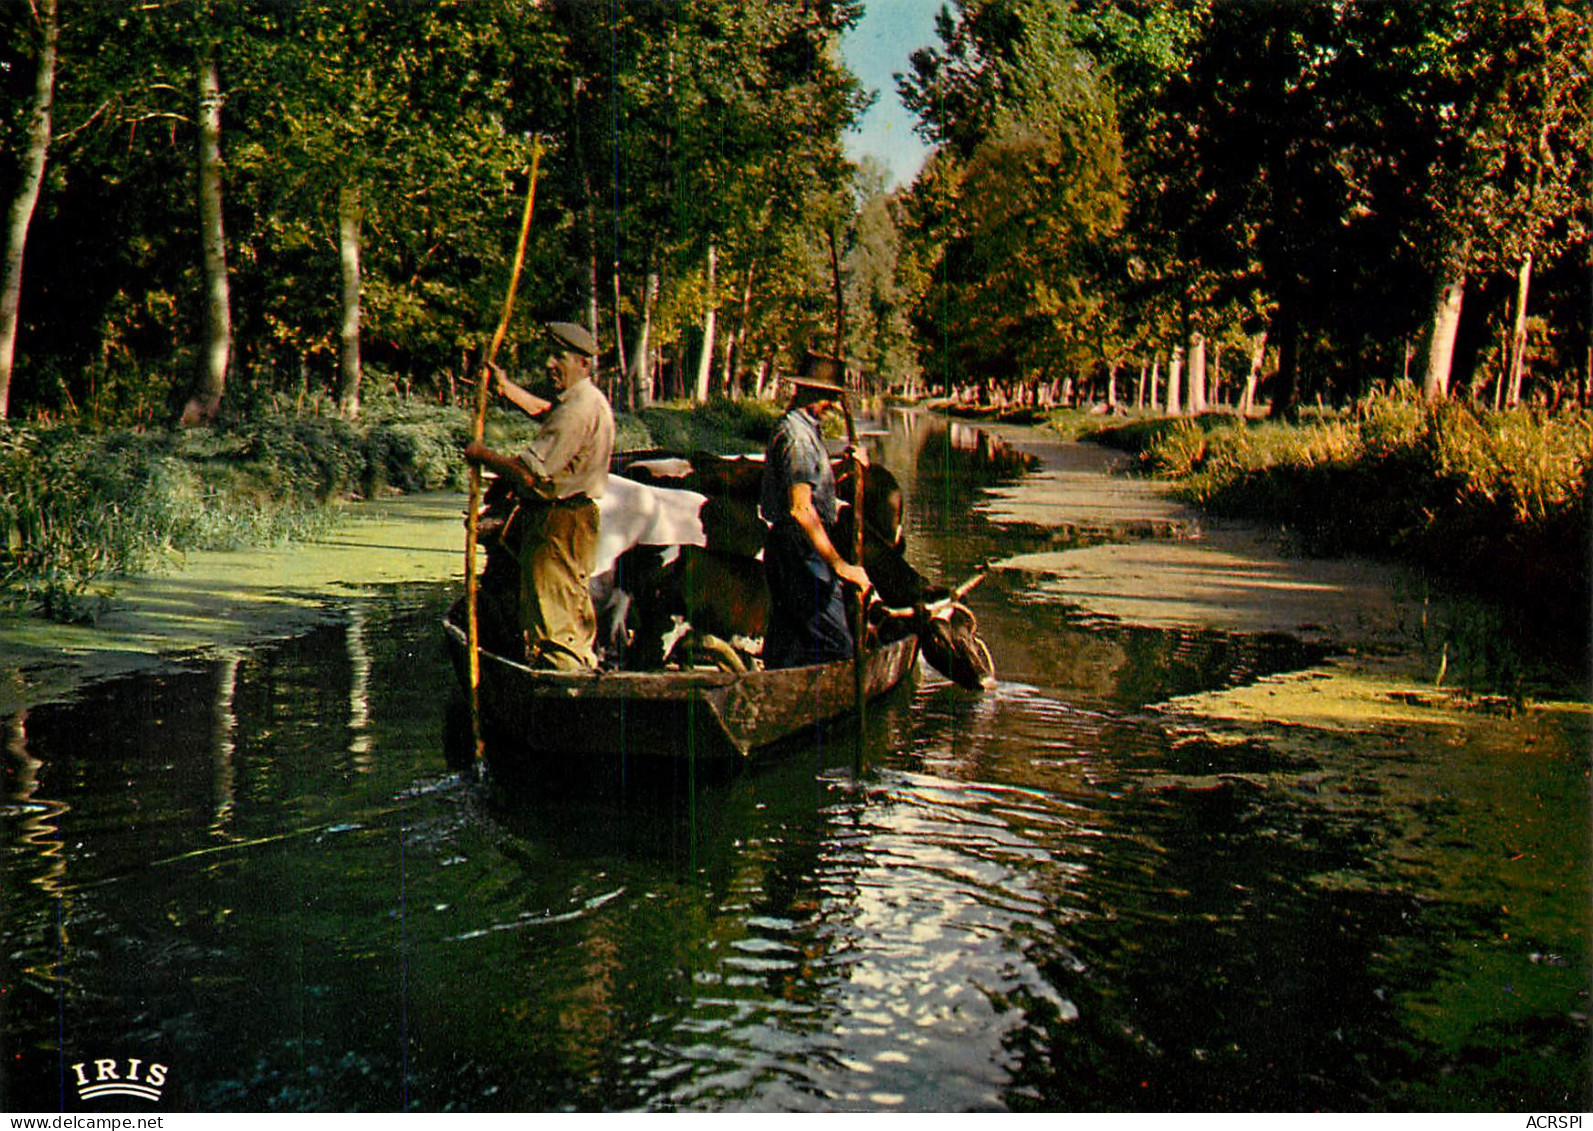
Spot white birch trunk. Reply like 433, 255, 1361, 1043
337, 183, 363, 418
0, 0, 56, 420
694, 242, 716, 403
183, 46, 231, 425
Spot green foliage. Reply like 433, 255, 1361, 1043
0, 396, 481, 619
633, 398, 779, 455
1, 0, 869, 422
0, 393, 784, 620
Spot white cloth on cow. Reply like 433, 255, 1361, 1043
593, 474, 709, 577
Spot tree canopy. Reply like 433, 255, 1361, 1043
0, 0, 1586, 423
0, 0, 869, 421
895, 0, 1590, 411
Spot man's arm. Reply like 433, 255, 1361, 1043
489, 364, 553, 418
787, 482, 871, 594
464, 439, 543, 498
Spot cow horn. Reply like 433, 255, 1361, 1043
918, 571, 986, 616
951, 570, 987, 601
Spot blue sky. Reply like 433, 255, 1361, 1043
841, 0, 948, 190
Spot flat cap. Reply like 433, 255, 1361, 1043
548, 321, 599, 357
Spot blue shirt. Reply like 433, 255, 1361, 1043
759, 407, 837, 527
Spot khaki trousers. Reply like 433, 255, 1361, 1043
517, 498, 600, 670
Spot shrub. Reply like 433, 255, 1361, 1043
1, 393, 793, 620
634, 397, 779, 454
0, 402, 453, 619
1142, 419, 1208, 478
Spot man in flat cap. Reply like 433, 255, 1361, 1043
758, 351, 872, 669
465, 321, 615, 670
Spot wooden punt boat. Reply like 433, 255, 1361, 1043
442, 600, 919, 763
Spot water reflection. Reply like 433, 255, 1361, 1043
209, 657, 238, 833
0, 419, 1586, 1113
5, 711, 69, 900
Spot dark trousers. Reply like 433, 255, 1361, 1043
762, 520, 853, 669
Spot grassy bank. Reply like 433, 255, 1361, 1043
1, 394, 777, 622
1057, 395, 1592, 692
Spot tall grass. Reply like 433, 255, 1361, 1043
1126, 398, 1591, 565
1086, 394, 1593, 692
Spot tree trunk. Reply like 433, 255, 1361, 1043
1187, 330, 1207, 413
827, 226, 846, 359
694, 242, 716, 403
723, 260, 756, 397
0, 0, 56, 420
1268, 302, 1300, 419
1586, 258, 1593, 408
1134, 359, 1147, 409
1165, 346, 1184, 417
1105, 361, 1119, 407
1242, 332, 1266, 416
337, 182, 363, 419
611, 262, 628, 390
1210, 343, 1223, 407
183, 45, 231, 426
631, 271, 658, 408
1149, 356, 1161, 411
1505, 254, 1533, 408
1421, 270, 1466, 404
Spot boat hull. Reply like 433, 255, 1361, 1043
443, 604, 918, 762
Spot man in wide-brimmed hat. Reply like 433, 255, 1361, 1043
757, 351, 872, 669
465, 321, 615, 670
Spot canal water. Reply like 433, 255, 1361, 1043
2, 415, 1588, 1112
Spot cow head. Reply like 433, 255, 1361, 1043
915, 600, 996, 690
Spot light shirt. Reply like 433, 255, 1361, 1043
518, 377, 615, 501
759, 406, 837, 527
